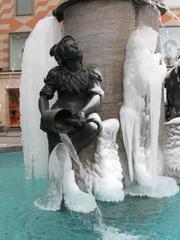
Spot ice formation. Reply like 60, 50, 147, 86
120, 26, 179, 197
164, 118, 180, 174
35, 119, 124, 212
35, 141, 97, 213
20, 13, 179, 217
20, 14, 124, 213
87, 119, 124, 202
20, 16, 61, 178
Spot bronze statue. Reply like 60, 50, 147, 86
39, 35, 104, 154
164, 61, 180, 121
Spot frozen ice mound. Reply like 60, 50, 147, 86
125, 176, 179, 198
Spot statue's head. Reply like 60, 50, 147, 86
50, 35, 83, 65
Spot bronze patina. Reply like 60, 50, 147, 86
39, 36, 104, 154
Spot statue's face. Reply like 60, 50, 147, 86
63, 38, 82, 60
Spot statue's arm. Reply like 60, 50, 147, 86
39, 70, 57, 114
39, 95, 49, 114
78, 68, 104, 118
81, 94, 101, 116
38, 70, 58, 132
78, 79, 104, 120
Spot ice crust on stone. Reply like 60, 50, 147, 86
86, 119, 124, 202
20, 16, 61, 179
164, 121, 180, 173
120, 26, 179, 197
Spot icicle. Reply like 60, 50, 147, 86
20, 16, 61, 178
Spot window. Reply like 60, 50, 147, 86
160, 27, 180, 66
16, 0, 33, 16
9, 32, 30, 71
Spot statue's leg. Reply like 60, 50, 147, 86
47, 132, 62, 155
68, 121, 100, 153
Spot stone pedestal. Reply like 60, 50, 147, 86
164, 120, 180, 183
61, 0, 163, 182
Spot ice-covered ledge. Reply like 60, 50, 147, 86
52, 0, 166, 22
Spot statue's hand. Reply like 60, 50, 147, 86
64, 118, 82, 128
76, 111, 86, 124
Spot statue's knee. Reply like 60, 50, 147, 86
86, 121, 100, 134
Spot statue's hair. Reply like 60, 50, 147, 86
49, 35, 76, 64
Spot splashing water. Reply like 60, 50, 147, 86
98, 226, 142, 240
120, 26, 179, 197
94, 206, 142, 240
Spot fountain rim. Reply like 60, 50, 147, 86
52, 0, 166, 22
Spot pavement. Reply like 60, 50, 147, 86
0, 128, 22, 152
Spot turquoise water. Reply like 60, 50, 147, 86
0, 152, 180, 240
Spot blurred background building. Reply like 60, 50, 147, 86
0, 0, 62, 128
0, 0, 179, 128
160, 0, 180, 66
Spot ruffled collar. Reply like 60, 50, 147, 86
59, 65, 92, 94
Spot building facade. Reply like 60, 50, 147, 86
0, 0, 61, 128
0, 0, 179, 128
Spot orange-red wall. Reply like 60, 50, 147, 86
0, 0, 61, 70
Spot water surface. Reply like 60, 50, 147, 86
0, 152, 180, 240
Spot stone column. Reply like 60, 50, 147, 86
62, 0, 162, 182
63, 0, 160, 118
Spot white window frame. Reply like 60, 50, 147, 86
160, 26, 180, 66
9, 32, 30, 71
16, 0, 33, 16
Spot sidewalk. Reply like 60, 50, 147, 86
0, 128, 22, 152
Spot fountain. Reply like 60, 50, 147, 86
20, 0, 179, 216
